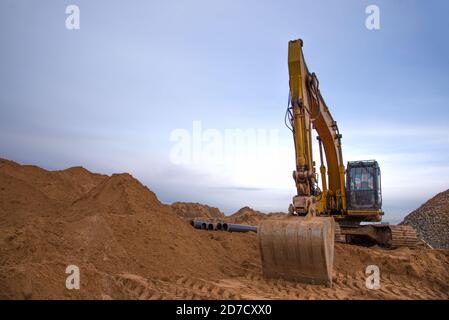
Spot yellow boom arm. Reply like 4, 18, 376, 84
287, 39, 347, 214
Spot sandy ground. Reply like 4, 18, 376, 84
1, 158, 448, 300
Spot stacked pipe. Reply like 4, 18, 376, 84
190, 220, 257, 233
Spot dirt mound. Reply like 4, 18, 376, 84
228, 206, 267, 225
0, 159, 106, 206
401, 190, 449, 249
69, 173, 165, 217
1, 158, 448, 300
0, 171, 58, 228
0, 159, 253, 299
171, 202, 225, 219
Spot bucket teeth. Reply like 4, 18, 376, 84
258, 216, 335, 286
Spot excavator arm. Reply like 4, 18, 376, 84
258, 40, 339, 286
287, 39, 346, 215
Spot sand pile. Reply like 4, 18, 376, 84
171, 202, 225, 219
0, 159, 106, 206
401, 190, 449, 249
228, 206, 267, 225
1, 158, 448, 300
0, 159, 254, 299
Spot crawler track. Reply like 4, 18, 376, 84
390, 225, 420, 248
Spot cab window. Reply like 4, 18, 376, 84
350, 167, 374, 191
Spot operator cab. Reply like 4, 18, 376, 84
346, 160, 382, 211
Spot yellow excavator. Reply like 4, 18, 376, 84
258, 39, 419, 286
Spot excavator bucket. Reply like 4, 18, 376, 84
258, 215, 335, 286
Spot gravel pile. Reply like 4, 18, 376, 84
401, 190, 449, 249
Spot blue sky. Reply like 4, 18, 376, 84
1, 0, 448, 222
